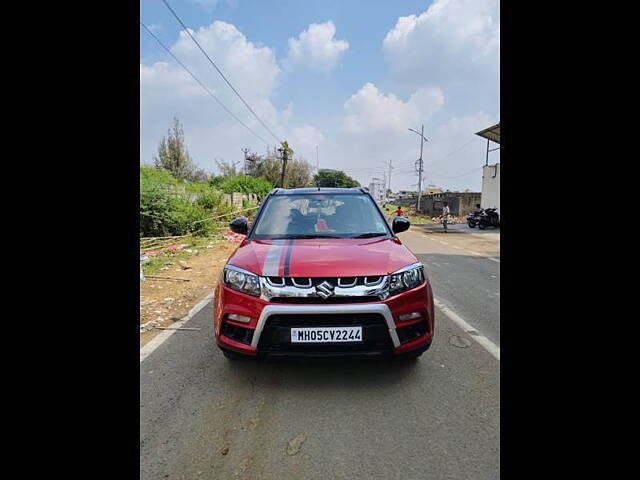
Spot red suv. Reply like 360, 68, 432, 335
214, 187, 434, 360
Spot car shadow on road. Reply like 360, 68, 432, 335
214, 351, 428, 391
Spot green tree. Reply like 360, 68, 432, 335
313, 169, 361, 188
215, 159, 240, 178
245, 147, 313, 188
153, 116, 196, 181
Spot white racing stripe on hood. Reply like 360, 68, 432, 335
262, 241, 285, 276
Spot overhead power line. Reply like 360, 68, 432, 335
160, 0, 283, 145
140, 22, 270, 146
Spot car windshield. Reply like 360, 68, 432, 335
251, 194, 391, 239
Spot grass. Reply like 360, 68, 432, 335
140, 234, 230, 276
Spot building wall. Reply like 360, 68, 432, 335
481, 163, 500, 210
417, 192, 481, 216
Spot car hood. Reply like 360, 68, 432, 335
227, 237, 418, 277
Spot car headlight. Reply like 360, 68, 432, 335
223, 265, 261, 297
389, 263, 425, 296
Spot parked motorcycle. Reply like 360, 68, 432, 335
478, 208, 500, 229
466, 210, 483, 228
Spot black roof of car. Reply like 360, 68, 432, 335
271, 187, 368, 195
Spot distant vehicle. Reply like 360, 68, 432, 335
214, 187, 434, 361
466, 209, 483, 228
478, 208, 500, 229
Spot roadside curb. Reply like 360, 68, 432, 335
140, 292, 214, 363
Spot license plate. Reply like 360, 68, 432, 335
290, 326, 363, 343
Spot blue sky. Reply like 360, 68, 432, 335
140, 0, 500, 191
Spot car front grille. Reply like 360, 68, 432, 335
257, 313, 394, 356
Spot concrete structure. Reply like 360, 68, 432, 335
417, 192, 482, 217
475, 123, 500, 213
481, 163, 500, 210
368, 179, 385, 204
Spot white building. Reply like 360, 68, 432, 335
368, 178, 385, 204
475, 123, 500, 211
481, 163, 500, 210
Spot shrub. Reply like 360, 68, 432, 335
140, 181, 173, 237
208, 176, 225, 189
220, 175, 273, 199
196, 190, 224, 210
167, 197, 212, 236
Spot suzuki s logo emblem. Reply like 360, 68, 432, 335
315, 281, 335, 299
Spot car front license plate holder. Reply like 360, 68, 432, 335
290, 326, 363, 343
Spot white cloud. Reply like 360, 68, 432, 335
289, 126, 324, 154
314, 82, 495, 192
383, 0, 499, 91
341, 83, 443, 134
286, 21, 349, 73
141, 20, 324, 171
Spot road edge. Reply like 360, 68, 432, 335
434, 298, 500, 361
140, 292, 214, 363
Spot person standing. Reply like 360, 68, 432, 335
396, 205, 404, 217
441, 201, 450, 232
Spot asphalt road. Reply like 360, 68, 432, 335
141, 313, 499, 479
140, 226, 500, 479
400, 227, 500, 346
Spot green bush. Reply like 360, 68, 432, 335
208, 176, 225, 189
220, 175, 273, 199
196, 190, 224, 210
141, 166, 246, 237
167, 197, 212, 237
140, 181, 173, 237
140, 165, 178, 186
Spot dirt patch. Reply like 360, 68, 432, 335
407, 226, 500, 258
140, 236, 239, 348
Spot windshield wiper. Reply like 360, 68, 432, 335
351, 232, 388, 238
283, 234, 341, 239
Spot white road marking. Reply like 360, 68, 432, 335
434, 298, 500, 361
439, 241, 449, 245
140, 293, 214, 363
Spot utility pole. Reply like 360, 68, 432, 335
409, 125, 427, 210
386, 159, 393, 194
241, 148, 250, 175
278, 141, 292, 188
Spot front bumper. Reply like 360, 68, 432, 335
214, 280, 434, 358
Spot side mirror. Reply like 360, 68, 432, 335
392, 216, 410, 234
229, 217, 248, 235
